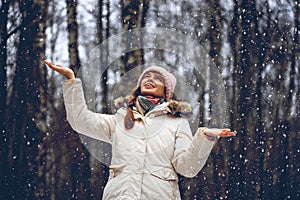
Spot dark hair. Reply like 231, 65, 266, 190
124, 86, 141, 129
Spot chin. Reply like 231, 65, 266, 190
142, 92, 157, 96
141, 90, 157, 96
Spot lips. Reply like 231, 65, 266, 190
144, 82, 155, 89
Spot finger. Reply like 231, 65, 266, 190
44, 61, 65, 74
227, 132, 236, 136
221, 129, 231, 132
220, 131, 236, 137
44, 60, 53, 66
219, 130, 235, 136
44, 60, 56, 69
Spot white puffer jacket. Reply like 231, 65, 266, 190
62, 78, 217, 200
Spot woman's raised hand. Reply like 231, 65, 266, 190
204, 128, 236, 138
44, 60, 75, 80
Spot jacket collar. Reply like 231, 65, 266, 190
115, 98, 192, 118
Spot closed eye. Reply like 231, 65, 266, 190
155, 76, 164, 83
143, 74, 151, 79
142, 72, 164, 84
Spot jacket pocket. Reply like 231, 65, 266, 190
108, 163, 125, 180
150, 166, 180, 199
150, 166, 178, 181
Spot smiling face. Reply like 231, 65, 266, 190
140, 71, 165, 98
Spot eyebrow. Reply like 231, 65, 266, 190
143, 72, 163, 78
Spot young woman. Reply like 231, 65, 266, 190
44, 60, 235, 200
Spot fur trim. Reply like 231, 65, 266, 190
114, 96, 130, 109
167, 100, 192, 116
114, 96, 192, 116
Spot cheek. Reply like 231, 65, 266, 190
157, 85, 165, 95
141, 79, 147, 84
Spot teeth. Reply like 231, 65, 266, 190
145, 83, 153, 88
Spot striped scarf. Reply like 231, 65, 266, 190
136, 95, 165, 115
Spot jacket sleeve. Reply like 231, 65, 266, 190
62, 78, 115, 143
171, 118, 217, 178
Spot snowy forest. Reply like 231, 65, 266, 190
0, 0, 299, 199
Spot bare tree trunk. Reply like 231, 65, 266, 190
92, 1, 105, 198
228, 0, 240, 132
65, 0, 91, 199
227, 0, 262, 198
66, 0, 81, 75
0, 1, 10, 199
0, 0, 9, 129
89, 1, 110, 199
252, 1, 270, 198
206, 0, 226, 199
227, 0, 241, 198
237, 1, 260, 198
120, 0, 150, 75
269, 3, 294, 198
95, 0, 103, 46
290, 2, 300, 199
277, 1, 300, 198
6, 0, 48, 198
102, 0, 110, 114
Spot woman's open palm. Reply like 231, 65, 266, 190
44, 60, 75, 80
205, 128, 236, 137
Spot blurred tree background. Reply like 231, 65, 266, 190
0, 0, 299, 199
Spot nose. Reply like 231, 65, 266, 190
146, 78, 154, 82
144, 76, 154, 82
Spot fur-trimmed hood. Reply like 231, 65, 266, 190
114, 96, 192, 117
